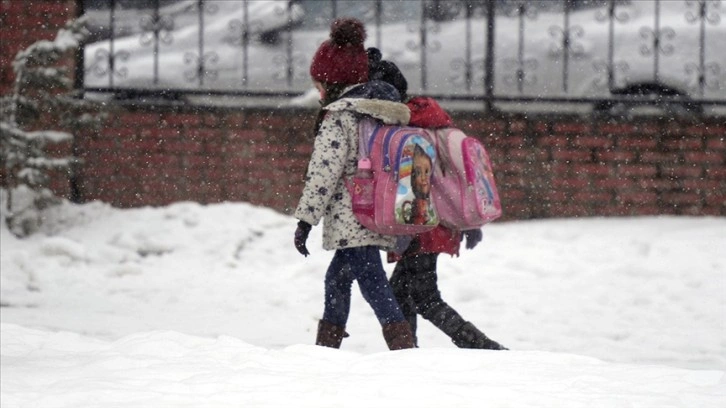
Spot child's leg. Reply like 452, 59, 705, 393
390, 258, 419, 346
321, 249, 355, 327
348, 246, 406, 325
325, 246, 414, 350
407, 253, 468, 336
409, 253, 507, 350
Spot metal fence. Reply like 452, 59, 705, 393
79, 0, 725, 112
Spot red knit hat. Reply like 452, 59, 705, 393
310, 18, 368, 85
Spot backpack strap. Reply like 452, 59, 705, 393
381, 127, 400, 173
432, 129, 454, 177
357, 116, 381, 159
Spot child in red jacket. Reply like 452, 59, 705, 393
368, 48, 507, 349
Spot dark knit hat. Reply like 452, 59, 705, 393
310, 18, 368, 85
367, 47, 408, 99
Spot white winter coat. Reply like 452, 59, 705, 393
294, 89, 410, 251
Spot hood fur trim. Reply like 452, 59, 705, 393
325, 98, 410, 125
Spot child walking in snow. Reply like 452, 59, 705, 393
293, 19, 415, 350
367, 48, 507, 350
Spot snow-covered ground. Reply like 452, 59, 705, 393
1, 192, 725, 407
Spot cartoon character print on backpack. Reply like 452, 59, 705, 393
396, 136, 437, 226
468, 141, 498, 214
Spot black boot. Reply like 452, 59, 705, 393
422, 301, 467, 340
451, 321, 508, 350
406, 313, 419, 348
390, 258, 419, 347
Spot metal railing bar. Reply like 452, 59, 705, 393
464, 2, 473, 92
74, 0, 85, 92
197, 0, 204, 86
374, 0, 382, 50
484, 0, 495, 111
516, 3, 526, 93
285, 1, 294, 87
653, 0, 661, 83
83, 87, 305, 98
562, 0, 571, 93
242, 0, 249, 87
153, 0, 160, 85
429, 94, 726, 105
607, 0, 616, 90
698, 0, 707, 96
108, 0, 115, 87
83, 86, 726, 106
419, 0, 428, 91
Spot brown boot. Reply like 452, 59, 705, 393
382, 321, 415, 350
315, 320, 348, 349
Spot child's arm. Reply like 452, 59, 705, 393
293, 110, 351, 226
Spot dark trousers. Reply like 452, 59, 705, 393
389, 252, 468, 343
322, 246, 406, 327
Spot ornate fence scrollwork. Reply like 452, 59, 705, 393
593, 1, 631, 91
86, 0, 129, 87
139, 0, 174, 85
227, 1, 265, 88
503, 2, 539, 94
548, 0, 585, 93
80, 0, 725, 111
638, 0, 676, 85
183, 0, 219, 86
448, 1, 489, 92
685, 0, 722, 95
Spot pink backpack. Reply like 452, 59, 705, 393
429, 128, 502, 229
346, 118, 439, 235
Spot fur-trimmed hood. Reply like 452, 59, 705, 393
324, 81, 410, 125
325, 98, 410, 125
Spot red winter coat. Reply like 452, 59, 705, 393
388, 96, 461, 262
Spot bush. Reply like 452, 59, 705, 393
0, 18, 103, 237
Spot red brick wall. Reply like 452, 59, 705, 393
60, 103, 725, 219
68, 105, 314, 211
451, 114, 726, 218
0, 0, 77, 94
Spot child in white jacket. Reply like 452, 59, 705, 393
292, 17, 414, 350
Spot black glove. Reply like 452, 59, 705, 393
294, 220, 312, 257
463, 229, 483, 250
